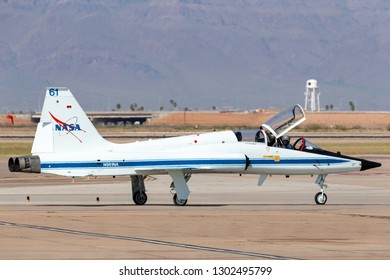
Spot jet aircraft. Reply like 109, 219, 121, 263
8, 88, 381, 205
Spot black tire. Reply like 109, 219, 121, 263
133, 191, 147, 205
315, 192, 327, 205
173, 194, 187, 206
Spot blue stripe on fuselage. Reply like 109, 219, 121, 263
40, 158, 349, 170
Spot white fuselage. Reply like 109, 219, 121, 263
36, 131, 362, 178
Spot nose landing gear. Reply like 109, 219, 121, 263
314, 174, 328, 205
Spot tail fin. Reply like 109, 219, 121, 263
31, 87, 110, 154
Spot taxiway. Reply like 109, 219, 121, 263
0, 156, 389, 259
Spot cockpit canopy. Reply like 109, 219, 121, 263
261, 104, 306, 139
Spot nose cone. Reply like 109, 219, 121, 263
360, 158, 381, 171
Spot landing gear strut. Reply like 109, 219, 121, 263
314, 174, 328, 205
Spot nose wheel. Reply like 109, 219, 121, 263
315, 191, 327, 205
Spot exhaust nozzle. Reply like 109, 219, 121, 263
8, 156, 41, 173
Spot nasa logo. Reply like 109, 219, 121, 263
49, 112, 86, 143
54, 123, 82, 131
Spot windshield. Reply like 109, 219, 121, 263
262, 105, 306, 138
293, 138, 324, 151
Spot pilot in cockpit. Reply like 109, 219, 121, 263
281, 135, 292, 149
268, 133, 276, 146
255, 126, 276, 147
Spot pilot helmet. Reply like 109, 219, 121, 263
281, 135, 290, 144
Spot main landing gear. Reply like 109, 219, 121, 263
170, 173, 191, 206
314, 174, 328, 205
130, 173, 191, 206
131, 175, 147, 205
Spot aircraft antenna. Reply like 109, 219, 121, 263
304, 79, 320, 112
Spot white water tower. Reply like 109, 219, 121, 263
304, 79, 321, 112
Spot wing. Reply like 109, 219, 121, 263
133, 152, 249, 175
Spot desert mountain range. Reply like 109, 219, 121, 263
1, 0, 390, 112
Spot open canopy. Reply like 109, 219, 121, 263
261, 104, 306, 139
